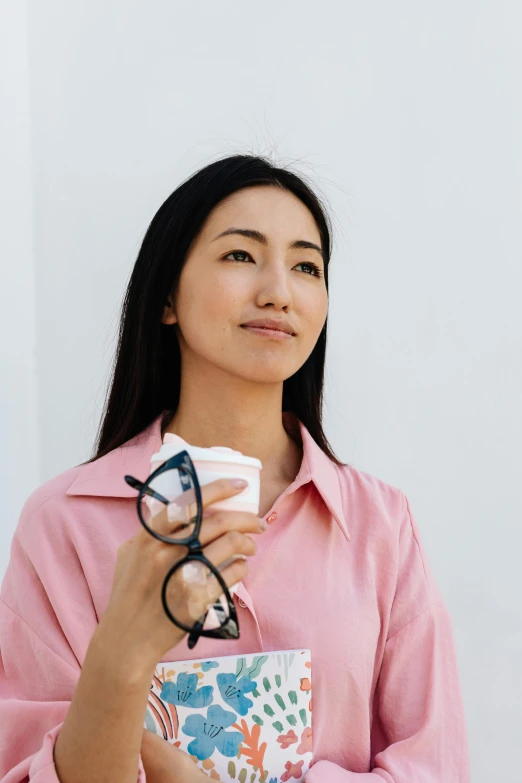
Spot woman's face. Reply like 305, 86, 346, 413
162, 185, 329, 385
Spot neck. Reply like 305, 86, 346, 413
161, 364, 302, 485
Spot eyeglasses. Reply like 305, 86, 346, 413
124, 449, 240, 650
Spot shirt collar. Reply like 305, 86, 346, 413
66, 410, 349, 541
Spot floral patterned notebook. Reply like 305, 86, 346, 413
144, 649, 313, 783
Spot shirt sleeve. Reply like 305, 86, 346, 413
0, 502, 147, 782
306, 493, 470, 783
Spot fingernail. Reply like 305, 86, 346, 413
231, 478, 249, 488
258, 517, 268, 530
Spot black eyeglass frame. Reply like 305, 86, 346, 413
124, 449, 239, 650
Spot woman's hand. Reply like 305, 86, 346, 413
141, 729, 210, 783
97, 477, 266, 674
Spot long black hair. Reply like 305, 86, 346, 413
82, 154, 345, 467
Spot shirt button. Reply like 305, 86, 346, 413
266, 512, 278, 524
238, 599, 247, 608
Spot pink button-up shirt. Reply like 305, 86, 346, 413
0, 411, 470, 782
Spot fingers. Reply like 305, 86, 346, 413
162, 477, 249, 521
180, 531, 255, 620
143, 478, 265, 544
146, 504, 264, 547
145, 498, 196, 539
143, 495, 195, 538
165, 555, 248, 625
202, 528, 256, 565
163, 529, 255, 600
205, 558, 249, 603
200, 478, 251, 509
146, 477, 248, 526
162, 526, 254, 620
199, 508, 266, 546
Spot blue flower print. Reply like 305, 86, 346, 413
182, 704, 244, 760
201, 660, 219, 672
269, 778, 279, 783
161, 673, 213, 708
217, 672, 256, 716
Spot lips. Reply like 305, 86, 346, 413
240, 319, 295, 335
240, 325, 294, 339
244, 326, 287, 334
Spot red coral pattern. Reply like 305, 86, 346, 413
277, 729, 298, 749
281, 759, 304, 781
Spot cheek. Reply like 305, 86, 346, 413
300, 289, 329, 338
177, 271, 243, 339
200, 275, 242, 317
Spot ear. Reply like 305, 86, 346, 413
161, 297, 177, 326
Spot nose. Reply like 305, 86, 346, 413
255, 261, 293, 310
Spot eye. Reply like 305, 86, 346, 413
295, 261, 324, 278
223, 250, 253, 263
221, 250, 324, 278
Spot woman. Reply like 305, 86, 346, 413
0, 154, 470, 782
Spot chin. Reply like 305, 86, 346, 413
201, 347, 303, 384
232, 362, 299, 385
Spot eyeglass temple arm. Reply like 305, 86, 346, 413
124, 475, 169, 505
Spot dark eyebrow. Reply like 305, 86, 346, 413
212, 227, 324, 261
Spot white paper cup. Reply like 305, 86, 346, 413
149, 433, 262, 514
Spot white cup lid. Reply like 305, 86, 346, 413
151, 433, 262, 470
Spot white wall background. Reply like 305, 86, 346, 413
2, 1, 521, 780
